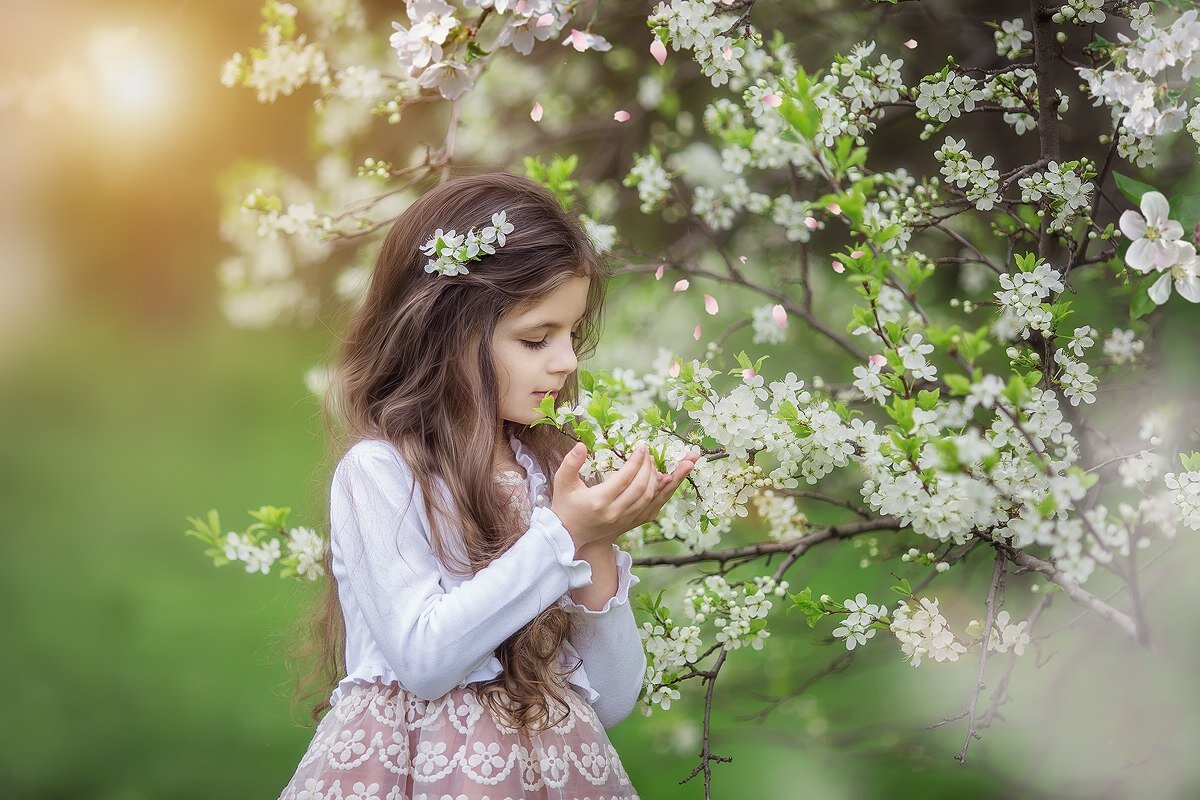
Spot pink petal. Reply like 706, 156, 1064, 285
516, 0, 525, 11
536, 12, 554, 27
771, 304, 787, 327
613, 109, 630, 122
650, 38, 667, 66
868, 354, 887, 367
673, 279, 689, 291
655, 264, 665, 280
742, 368, 757, 380
803, 216, 819, 229
832, 261, 845, 273
828, 202, 842, 215
704, 294, 719, 314
569, 29, 588, 51
850, 249, 864, 259
722, 45, 733, 61
904, 39, 918, 49
693, 324, 702, 340
763, 92, 782, 107
669, 359, 681, 377
530, 100, 543, 122
738, 255, 747, 263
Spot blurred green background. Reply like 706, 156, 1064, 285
4, 1, 1200, 798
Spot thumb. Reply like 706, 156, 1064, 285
555, 442, 589, 488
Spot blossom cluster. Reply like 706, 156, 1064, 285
1164, 471, 1200, 531
914, 68, 987, 124
993, 18, 1032, 60
419, 211, 514, 277
831, 592, 885, 650
890, 596, 968, 667
994, 259, 1066, 339
1076, 9, 1200, 166
648, 0, 748, 88
223, 526, 325, 580
1017, 160, 1094, 232
1103, 328, 1145, 364
966, 610, 1032, 655
221, 10, 330, 103
638, 616, 703, 714
623, 151, 673, 213
934, 136, 1001, 212
683, 574, 786, 651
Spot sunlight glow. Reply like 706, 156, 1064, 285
88, 26, 176, 130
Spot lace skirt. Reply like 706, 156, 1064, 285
278, 680, 641, 800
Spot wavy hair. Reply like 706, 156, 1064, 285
287, 171, 609, 735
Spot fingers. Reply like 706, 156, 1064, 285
597, 443, 649, 503
643, 453, 699, 520
613, 445, 655, 510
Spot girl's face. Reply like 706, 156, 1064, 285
492, 275, 589, 426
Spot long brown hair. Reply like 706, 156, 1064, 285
287, 171, 610, 734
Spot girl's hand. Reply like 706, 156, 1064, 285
550, 443, 700, 551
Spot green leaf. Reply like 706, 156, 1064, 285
1130, 271, 1160, 319
944, 373, 972, 396
1169, 195, 1200, 236
1112, 171, 1157, 206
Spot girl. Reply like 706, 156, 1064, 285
279, 172, 700, 800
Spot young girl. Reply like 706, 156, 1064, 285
279, 172, 699, 800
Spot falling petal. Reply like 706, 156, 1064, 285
868, 354, 887, 367
650, 38, 667, 66
763, 92, 782, 107
832, 261, 845, 273
772, 304, 787, 328
693, 324, 702, 340
704, 294, 719, 314
530, 100, 543, 122
673, 279, 689, 291
669, 359, 681, 378
613, 109, 630, 122
904, 39, 918, 48
738, 255, 747, 263
569, 29, 588, 51
536, 12, 554, 27
655, 264, 665, 280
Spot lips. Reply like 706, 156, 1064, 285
533, 389, 558, 398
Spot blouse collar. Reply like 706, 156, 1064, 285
508, 433, 549, 504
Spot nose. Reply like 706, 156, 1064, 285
551, 336, 578, 375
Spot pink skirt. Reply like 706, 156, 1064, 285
278, 680, 641, 800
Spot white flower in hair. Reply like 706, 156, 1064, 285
421, 210, 515, 276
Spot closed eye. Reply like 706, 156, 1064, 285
522, 331, 580, 350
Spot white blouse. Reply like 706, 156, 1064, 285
328, 434, 646, 730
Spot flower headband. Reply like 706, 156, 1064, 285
420, 211, 515, 277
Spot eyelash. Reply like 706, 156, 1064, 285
523, 332, 580, 350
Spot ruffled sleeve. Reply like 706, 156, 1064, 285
559, 543, 647, 729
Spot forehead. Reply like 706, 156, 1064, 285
506, 276, 590, 326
